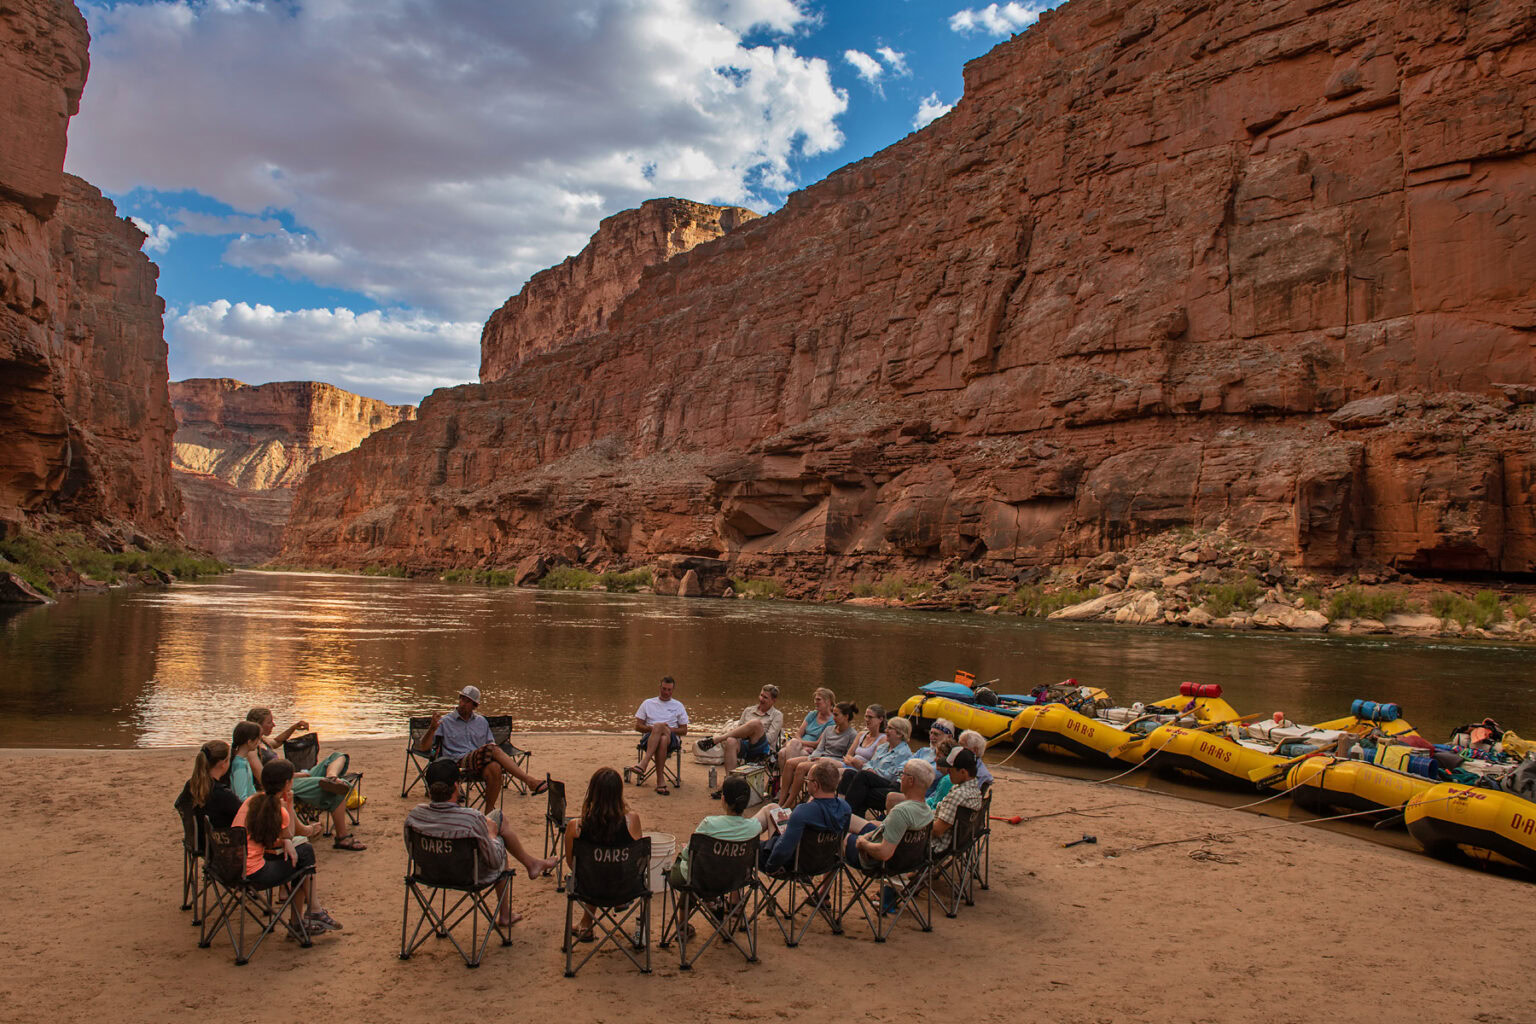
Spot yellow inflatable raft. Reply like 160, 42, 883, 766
1406, 784, 1536, 872
897, 693, 1026, 745
1141, 705, 1423, 791
1284, 756, 1437, 817
1002, 683, 1240, 766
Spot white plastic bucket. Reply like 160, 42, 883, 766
643, 832, 675, 893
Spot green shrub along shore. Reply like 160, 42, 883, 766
254, 528, 1536, 644
0, 529, 227, 597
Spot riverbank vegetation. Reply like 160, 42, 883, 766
0, 529, 226, 597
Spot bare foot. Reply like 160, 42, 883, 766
497, 910, 522, 928
528, 857, 558, 880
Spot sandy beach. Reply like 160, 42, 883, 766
3, 733, 1532, 1024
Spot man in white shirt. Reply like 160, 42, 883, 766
632, 675, 688, 794
697, 685, 784, 781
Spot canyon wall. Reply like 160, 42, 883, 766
171, 378, 415, 563
284, 0, 1536, 590
480, 198, 758, 381
1, 0, 181, 544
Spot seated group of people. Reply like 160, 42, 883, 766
685, 679, 992, 812
177, 707, 358, 937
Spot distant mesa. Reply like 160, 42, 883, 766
171, 379, 415, 564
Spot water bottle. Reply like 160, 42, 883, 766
708, 767, 718, 790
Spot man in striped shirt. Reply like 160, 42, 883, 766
405, 759, 559, 926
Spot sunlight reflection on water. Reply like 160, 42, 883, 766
2, 569, 1534, 748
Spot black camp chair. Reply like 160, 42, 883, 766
400, 824, 515, 968
626, 733, 683, 790
563, 836, 652, 977
283, 732, 363, 836
542, 777, 570, 892
932, 804, 983, 917
974, 786, 993, 892
660, 833, 761, 969
402, 716, 436, 797
838, 823, 933, 941
758, 825, 844, 947
174, 794, 206, 924
198, 820, 314, 964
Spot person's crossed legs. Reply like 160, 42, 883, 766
634, 722, 676, 792
708, 718, 768, 773
488, 809, 559, 926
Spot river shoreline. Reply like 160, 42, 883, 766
3, 734, 1531, 1024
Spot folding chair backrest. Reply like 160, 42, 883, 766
571, 836, 651, 906
885, 823, 934, 873
484, 715, 513, 746
283, 732, 320, 771
175, 792, 200, 850
205, 823, 249, 886
791, 826, 844, 877
950, 804, 981, 853
405, 824, 484, 886
686, 832, 757, 897
545, 779, 567, 826
407, 716, 433, 749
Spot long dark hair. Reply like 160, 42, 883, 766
189, 740, 229, 806
246, 758, 294, 849
580, 767, 627, 835
232, 720, 262, 750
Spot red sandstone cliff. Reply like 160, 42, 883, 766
171, 378, 415, 563
480, 198, 759, 381
284, 0, 1536, 590
1, 0, 181, 544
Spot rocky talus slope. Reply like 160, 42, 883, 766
1, 0, 181, 546
284, 0, 1536, 594
171, 379, 415, 563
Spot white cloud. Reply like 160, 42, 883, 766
875, 46, 909, 76
173, 211, 285, 236
913, 93, 954, 129
68, 1, 848, 327
167, 301, 481, 406
844, 48, 884, 86
129, 217, 176, 253
949, 2, 1043, 35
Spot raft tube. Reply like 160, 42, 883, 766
898, 694, 1029, 745
1002, 688, 1240, 766
1284, 756, 1437, 820
1406, 783, 1536, 873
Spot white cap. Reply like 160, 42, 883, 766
458, 685, 482, 705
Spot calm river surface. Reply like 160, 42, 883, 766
2, 570, 1534, 748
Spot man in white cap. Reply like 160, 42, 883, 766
418, 685, 547, 808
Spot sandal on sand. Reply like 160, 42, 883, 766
655, 785, 670, 796
308, 908, 343, 931
570, 926, 594, 943
333, 835, 367, 851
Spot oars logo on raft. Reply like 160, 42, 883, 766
1513, 812, 1536, 836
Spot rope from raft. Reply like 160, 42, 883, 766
1119, 789, 1461, 854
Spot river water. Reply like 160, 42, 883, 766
2, 569, 1533, 749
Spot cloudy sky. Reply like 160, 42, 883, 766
67, 0, 1061, 405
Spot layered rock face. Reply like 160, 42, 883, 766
1, 0, 181, 542
172, 379, 415, 563
480, 198, 758, 381
285, 0, 1536, 588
